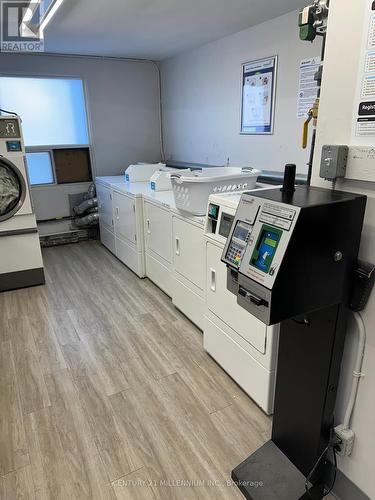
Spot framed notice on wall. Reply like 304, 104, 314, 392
240, 56, 278, 135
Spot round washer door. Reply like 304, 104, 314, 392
0, 157, 26, 222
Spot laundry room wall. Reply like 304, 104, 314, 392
311, 1, 374, 499
160, 9, 322, 176
0, 53, 161, 221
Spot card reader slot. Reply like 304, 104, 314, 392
238, 286, 268, 307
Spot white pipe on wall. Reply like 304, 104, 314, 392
342, 312, 366, 430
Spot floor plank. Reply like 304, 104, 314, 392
8, 318, 51, 415
0, 317, 11, 342
115, 378, 243, 500
61, 346, 141, 482
175, 357, 238, 414
45, 369, 116, 499
112, 468, 156, 500
40, 303, 80, 346
28, 315, 67, 375
157, 372, 245, 477
25, 406, 78, 499
0, 341, 29, 476
0, 465, 35, 500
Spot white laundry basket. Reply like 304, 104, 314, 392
125, 163, 166, 182
170, 167, 261, 215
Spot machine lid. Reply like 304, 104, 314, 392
0, 156, 26, 222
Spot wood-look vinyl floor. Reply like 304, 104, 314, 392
0, 241, 334, 500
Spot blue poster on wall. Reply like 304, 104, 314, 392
240, 56, 278, 135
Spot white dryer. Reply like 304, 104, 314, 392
0, 116, 44, 291
143, 190, 176, 297
171, 206, 207, 330
204, 190, 279, 415
96, 176, 147, 278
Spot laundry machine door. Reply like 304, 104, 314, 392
206, 240, 267, 354
0, 157, 26, 222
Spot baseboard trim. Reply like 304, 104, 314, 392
0, 268, 45, 292
333, 469, 371, 500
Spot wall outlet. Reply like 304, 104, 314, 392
335, 424, 355, 457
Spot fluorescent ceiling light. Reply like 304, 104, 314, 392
21, 1, 42, 38
21, 0, 64, 38
40, 0, 65, 33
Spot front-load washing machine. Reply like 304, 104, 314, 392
0, 115, 45, 292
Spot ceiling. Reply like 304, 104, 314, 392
43, 0, 307, 60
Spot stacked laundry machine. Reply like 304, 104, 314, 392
0, 115, 44, 292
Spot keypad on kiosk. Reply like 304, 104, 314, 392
227, 242, 245, 266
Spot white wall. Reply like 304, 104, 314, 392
0, 53, 162, 220
311, 1, 375, 498
160, 10, 321, 175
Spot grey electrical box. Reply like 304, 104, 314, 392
320, 145, 349, 181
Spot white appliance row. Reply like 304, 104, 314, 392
96, 175, 279, 414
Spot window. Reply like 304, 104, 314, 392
0, 76, 90, 185
26, 152, 54, 185
0, 77, 89, 147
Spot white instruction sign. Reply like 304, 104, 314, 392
297, 57, 321, 119
241, 56, 278, 135
352, 1, 375, 139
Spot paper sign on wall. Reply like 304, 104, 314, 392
240, 56, 278, 135
297, 57, 321, 119
352, 1, 375, 139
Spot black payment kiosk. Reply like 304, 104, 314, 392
222, 168, 366, 499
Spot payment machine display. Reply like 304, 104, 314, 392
225, 221, 252, 268
251, 225, 282, 273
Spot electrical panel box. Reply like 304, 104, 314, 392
320, 145, 349, 180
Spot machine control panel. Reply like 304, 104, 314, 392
0, 118, 20, 139
0, 117, 24, 157
222, 193, 301, 290
6, 141, 22, 152
258, 202, 295, 231
219, 212, 234, 238
208, 203, 219, 219
205, 193, 242, 242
